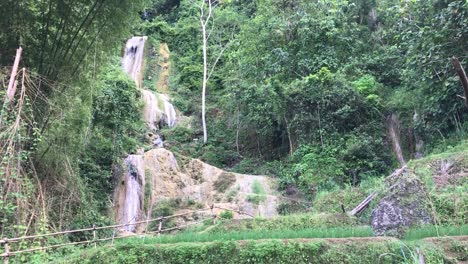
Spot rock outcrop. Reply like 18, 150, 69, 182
371, 167, 433, 237
113, 148, 278, 232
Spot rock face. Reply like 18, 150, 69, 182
371, 167, 433, 237
113, 148, 279, 232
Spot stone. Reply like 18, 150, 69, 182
371, 167, 433, 237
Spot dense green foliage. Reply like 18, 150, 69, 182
79, 60, 145, 208
146, 0, 467, 196
0, 0, 149, 239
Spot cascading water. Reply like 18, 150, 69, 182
388, 113, 406, 166
122, 36, 177, 129
116, 37, 179, 232
142, 89, 164, 130
141, 90, 177, 129
160, 94, 177, 127
122, 36, 147, 88
119, 155, 145, 232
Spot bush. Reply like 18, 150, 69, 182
247, 180, 267, 205
219, 210, 234, 220
213, 172, 236, 192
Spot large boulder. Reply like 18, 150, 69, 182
371, 167, 433, 237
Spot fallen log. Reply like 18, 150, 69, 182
349, 191, 378, 216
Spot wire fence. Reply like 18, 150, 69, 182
0, 205, 251, 263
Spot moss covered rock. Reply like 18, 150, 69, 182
371, 167, 433, 237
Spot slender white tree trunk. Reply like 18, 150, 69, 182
200, 0, 212, 143
201, 17, 208, 143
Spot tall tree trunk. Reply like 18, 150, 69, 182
202, 22, 208, 143
200, 0, 212, 143
283, 114, 293, 155
452, 57, 468, 107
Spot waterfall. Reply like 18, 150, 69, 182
122, 37, 177, 130
160, 94, 177, 127
116, 38, 179, 233
122, 36, 147, 88
141, 90, 177, 129
119, 155, 145, 232
142, 89, 164, 130
413, 110, 424, 159
387, 113, 406, 166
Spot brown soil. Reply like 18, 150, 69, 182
423, 236, 468, 263
430, 157, 468, 188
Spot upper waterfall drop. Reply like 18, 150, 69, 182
122, 36, 147, 88
122, 37, 177, 130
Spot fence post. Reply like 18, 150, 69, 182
157, 218, 163, 237
92, 224, 96, 248
210, 204, 216, 225
3, 238, 9, 264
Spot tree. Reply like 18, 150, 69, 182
199, 0, 213, 143
197, 0, 235, 143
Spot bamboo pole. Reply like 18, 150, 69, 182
92, 224, 97, 248
2, 238, 9, 264
6, 47, 22, 101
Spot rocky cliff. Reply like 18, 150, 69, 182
113, 148, 278, 232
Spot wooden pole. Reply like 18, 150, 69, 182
92, 224, 96, 248
3, 238, 9, 264
6, 47, 22, 101
157, 219, 163, 237
452, 57, 468, 107
416, 248, 425, 264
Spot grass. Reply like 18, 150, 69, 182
207, 213, 359, 233
404, 224, 468, 241
117, 226, 374, 245
115, 224, 468, 245
55, 238, 452, 264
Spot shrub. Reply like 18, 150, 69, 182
213, 172, 236, 192
219, 210, 234, 220
247, 180, 267, 205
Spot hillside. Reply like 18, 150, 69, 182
0, 0, 467, 263
39, 143, 468, 263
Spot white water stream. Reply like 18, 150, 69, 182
159, 93, 177, 127
117, 37, 179, 232
121, 155, 144, 232
122, 37, 147, 88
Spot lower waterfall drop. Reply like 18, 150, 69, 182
119, 155, 145, 232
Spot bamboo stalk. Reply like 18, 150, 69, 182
6, 47, 22, 101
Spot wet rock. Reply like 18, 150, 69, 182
371, 167, 433, 237
114, 148, 279, 233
